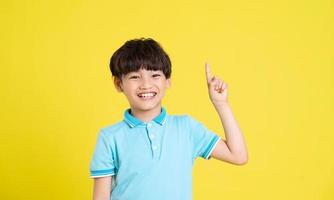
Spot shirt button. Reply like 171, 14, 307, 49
147, 123, 152, 128
152, 145, 158, 150
150, 133, 156, 139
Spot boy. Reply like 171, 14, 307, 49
90, 38, 248, 200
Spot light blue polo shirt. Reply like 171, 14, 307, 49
89, 107, 221, 200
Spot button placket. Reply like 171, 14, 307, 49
149, 132, 156, 139
150, 134, 158, 153
146, 122, 159, 159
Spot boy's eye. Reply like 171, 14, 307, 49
152, 74, 161, 78
130, 76, 139, 79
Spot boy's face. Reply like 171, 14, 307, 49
114, 69, 171, 112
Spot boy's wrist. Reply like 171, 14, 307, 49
212, 101, 229, 108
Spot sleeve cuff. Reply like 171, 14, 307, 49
90, 168, 116, 178
90, 173, 115, 178
204, 136, 221, 160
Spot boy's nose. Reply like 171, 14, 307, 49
139, 78, 153, 89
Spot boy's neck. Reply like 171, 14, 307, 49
130, 105, 162, 123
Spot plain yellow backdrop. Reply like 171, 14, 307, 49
1, 0, 333, 199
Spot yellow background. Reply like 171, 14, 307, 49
1, 0, 333, 199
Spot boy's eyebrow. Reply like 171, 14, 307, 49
126, 72, 139, 75
151, 70, 163, 74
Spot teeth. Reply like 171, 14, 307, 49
138, 92, 156, 98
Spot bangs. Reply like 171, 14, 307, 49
118, 47, 166, 74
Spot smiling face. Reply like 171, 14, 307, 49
114, 68, 171, 113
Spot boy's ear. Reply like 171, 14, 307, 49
113, 77, 123, 92
166, 78, 171, 88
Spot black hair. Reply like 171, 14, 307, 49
109, 38, 171, 80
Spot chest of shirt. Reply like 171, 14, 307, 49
112, 124, 193, 174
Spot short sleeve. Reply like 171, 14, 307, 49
89, 129, 116, 178
187, 115, 221, 160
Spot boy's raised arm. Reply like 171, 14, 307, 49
93, 176, 112, 200
205, 62, 248, 165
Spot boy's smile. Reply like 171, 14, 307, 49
114, 68, 171, 122
137, 91, 157, 100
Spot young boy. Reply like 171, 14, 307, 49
89, 38, 248, 200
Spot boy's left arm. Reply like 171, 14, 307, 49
205, 62, 248, 165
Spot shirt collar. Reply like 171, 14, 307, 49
123, 107, 167, 128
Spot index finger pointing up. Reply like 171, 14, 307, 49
205, 62, 212, 83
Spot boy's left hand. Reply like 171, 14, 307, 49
205, 62, 228, 106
